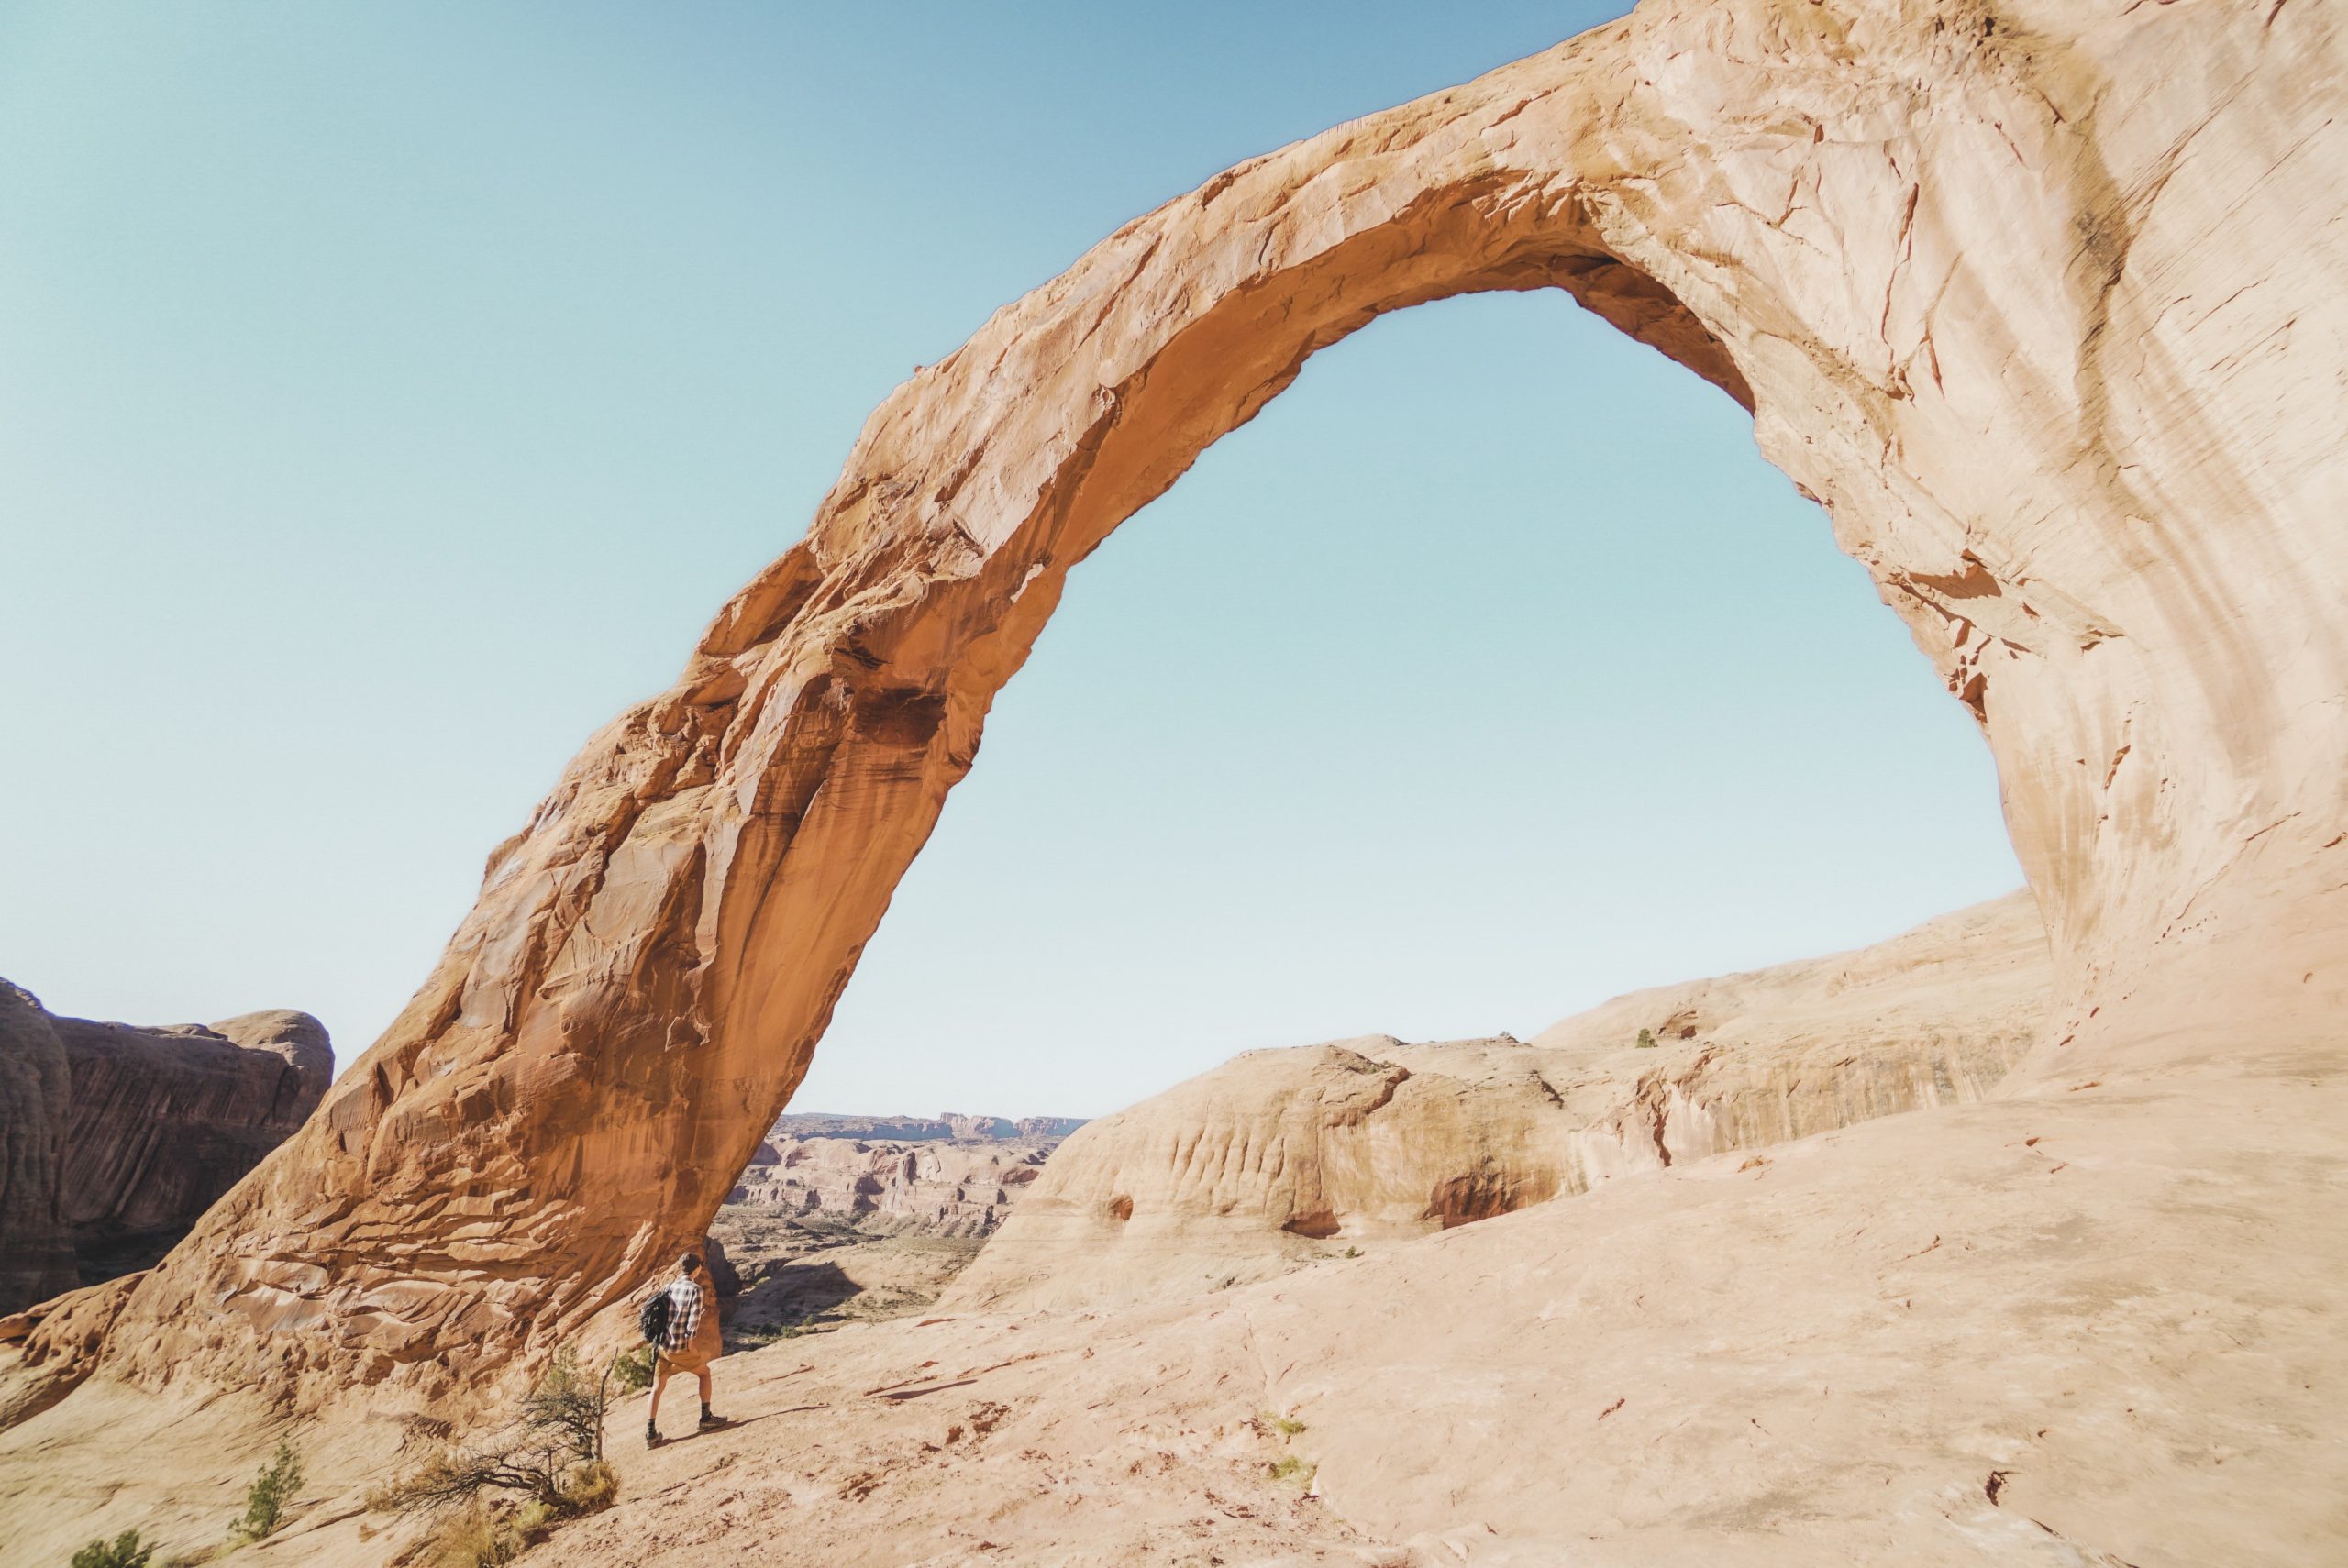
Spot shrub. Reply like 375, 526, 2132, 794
726, 1319, 815, 1348
1269, 1453, 1316, 1486
71, 1531, 152, 1568
371, 1347, 622, 1563
421, 1502, 512, 1568
606, 1343, 654, 1394
227, 1438, 303, 1544
1259, 1411, 1306, 1438
1635, 1028, 1657, 1049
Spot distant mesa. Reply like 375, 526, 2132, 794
767, 1112, 1088, 1143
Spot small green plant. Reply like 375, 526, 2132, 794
228, 1438, 303, 1544
1260, 1410, 1306, 1438
1268, 1453, 1316, 1486
1635, 1027, 1657, 1049
71, 1531, 153, 1568
606, 1342, 655, 1394
1341, 1245, 1362, 1259
727, 1317, 817, 1348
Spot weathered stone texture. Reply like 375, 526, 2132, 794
732, 1134, 1053, 1237
947, 892, 2046, 1309
20, 0, 2345, 1424
0, 984, 329, 1313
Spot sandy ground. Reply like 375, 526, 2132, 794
8, 1026, 2337, 1568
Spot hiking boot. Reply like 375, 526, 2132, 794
699, 1409, 731, 1431
645, 1420, 664, 1448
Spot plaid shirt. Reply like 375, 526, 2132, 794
660, 1275, 703, 1353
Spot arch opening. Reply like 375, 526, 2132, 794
794, 285, 2020, 1121
19, 3, 2341, 1429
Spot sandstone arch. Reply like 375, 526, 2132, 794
21, 0, 2344, 1418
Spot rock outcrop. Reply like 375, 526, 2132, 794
15, 0, 2346, 1437
0, 983, 330, 1313
947, 891, 2046, 1309
0, 988, 75, 1315
731, 1135, 1056, 1238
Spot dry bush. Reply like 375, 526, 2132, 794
371, 1349, 622, 1564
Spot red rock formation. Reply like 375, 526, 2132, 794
731, 1135, 1052, 1237
0, 987, 75, 1314
24, 0, 2345, 1422
0, 984, 329, 1313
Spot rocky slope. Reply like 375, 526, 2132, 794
9, 991, 2333, 1568
947, 891, 2045, 1310
0, 983, 330, 1313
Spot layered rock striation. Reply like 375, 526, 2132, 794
17, 0, 2346, 1424
0, 984, 330, 1313
731, 1134, 1055, 1237
947, 891, 2047, 1309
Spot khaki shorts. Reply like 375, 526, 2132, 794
657, 1343, 714, 1375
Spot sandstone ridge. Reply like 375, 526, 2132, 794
947, 890, 2047, 1310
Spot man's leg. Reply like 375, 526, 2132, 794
647, 1361, 671, 1443
696, 1364, 717, 1426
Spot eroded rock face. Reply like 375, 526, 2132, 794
38, 0, 2348, 1417
0, 987, 76, 1315
0, 984, 330, 1313
731, 1136, 1054, 1238
53, 1009, 331, 1285
947, 891, 2047, 1309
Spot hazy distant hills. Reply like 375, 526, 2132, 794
768, 1111, 1088, 1143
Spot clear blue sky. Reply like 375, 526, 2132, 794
0, 3, 2021, 1119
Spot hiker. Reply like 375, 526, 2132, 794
646, 1251, 725, 1445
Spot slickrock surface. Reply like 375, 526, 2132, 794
10, 1042, 2332, 1568
0, 983, 329, 1313
3, 0, 2345, 1561
946, 891, 2045, 1311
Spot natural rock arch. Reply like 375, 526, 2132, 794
21, 0, 2343, 1418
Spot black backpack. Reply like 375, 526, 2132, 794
637, 1287, 670, 1346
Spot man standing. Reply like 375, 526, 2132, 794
647, 1251, 725, 1446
